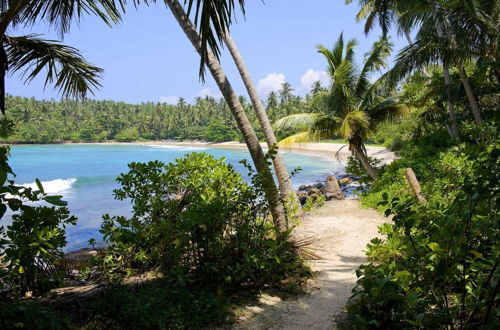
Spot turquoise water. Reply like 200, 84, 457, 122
6, 144, 343, 250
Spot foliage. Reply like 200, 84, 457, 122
345, 155, 381, 184
1, 95, 254, 143
89, 152, 306, 287
347, 127, 499, 328
302, 193, 325, 213
274, 33, 410, 179
0, 120, 77, 296
0, 301, 68, 330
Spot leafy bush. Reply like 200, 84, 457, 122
0, 121, 77, 296
347, 129, 499, 328
90, 152, 305, 288
0, 301, 67, 330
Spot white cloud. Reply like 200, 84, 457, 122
257, 72, 286, 95
300, 69, 329, 91
198, 87, 222, 98
159, 95, 179, 104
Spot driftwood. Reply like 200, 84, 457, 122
405, 168, 426, 203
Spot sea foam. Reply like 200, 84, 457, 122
22, 178, 77, 194
146, 145, 208, 151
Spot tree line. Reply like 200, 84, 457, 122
2, 84, 315, 144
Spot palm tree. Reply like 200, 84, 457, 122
222, 33, 297, 205
345, 0, 414, 44
351, 0, 496, 133
0, 0, 125, 113
164, 0, 287, 232
310, 80, 324, 96
278, 82, 294, 105
274, 34, 409, 180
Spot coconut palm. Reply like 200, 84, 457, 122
345, 0, 414, 44
222, 33, 297, 205
0, 0, 125, 113
165, 0, 287, 232
274, 34, 409, 180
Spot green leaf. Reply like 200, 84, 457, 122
35, 178, 44, 193
0, 169, 7, 186
44, 195, 67, 206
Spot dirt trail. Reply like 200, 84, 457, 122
230, 200, 387, 330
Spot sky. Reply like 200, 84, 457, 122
6, 0, 409, 104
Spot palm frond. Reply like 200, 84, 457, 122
273, 113, 320, 132
184, 0, 246, 80
278, 131, 311, 147
6, 35, 103, 99
368, 100, 413, 126
339, 110, 369, 139
13, 0, 125, 35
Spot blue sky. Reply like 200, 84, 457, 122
7, 1, 409, 104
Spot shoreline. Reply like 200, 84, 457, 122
8, 140, 396, 165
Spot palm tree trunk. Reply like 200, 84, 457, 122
352, 145, 379, 180
222, 33, 298, 206
165, 0, 287, 232
442, 60, 460, 138
435, 19, 460, 138
357, 152, 379, 180
458, 65, 483, 126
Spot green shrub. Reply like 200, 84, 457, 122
0, 301, 67, 330
348, 129, 500, 328
0, 121, 77, 296
90, 152, 305, 287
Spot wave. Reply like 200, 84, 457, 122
146, 145, 208, 151
21, 178, 77, 194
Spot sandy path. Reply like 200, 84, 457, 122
229, 200, 387, 330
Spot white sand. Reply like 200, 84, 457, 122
80, 140, 396, 165
228, 200, 387, 329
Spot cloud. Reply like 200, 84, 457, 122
300, 69, 329, 91
198, 87, 221, 98
159, 95, 179, 104
257, 73, 286, 95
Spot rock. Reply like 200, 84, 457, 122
308, 187, 322, 196
313, 183, 325, 190
298, 184, 309, 191
338, 177, 351, 185
324, 176, 345, 200
297, 192, 308, 205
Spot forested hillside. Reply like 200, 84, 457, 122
3, 86, 314, 143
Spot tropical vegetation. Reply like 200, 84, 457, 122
0, 0, 498, 329
274, 34, 409, 179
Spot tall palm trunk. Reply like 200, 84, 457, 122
222, 33, 298, 206
458, 65, 483, 126
165, 0, 287, 232
435, 21, 460, 137
440, 14, 484, 128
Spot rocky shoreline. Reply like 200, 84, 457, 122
296, 174, 361, 206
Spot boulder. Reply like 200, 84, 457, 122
338, 177, 351, 185
308, 187, 322, 196
324, 176, 345, 200
298, 184, 309, 192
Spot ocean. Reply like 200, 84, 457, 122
5, 144, 343, 250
